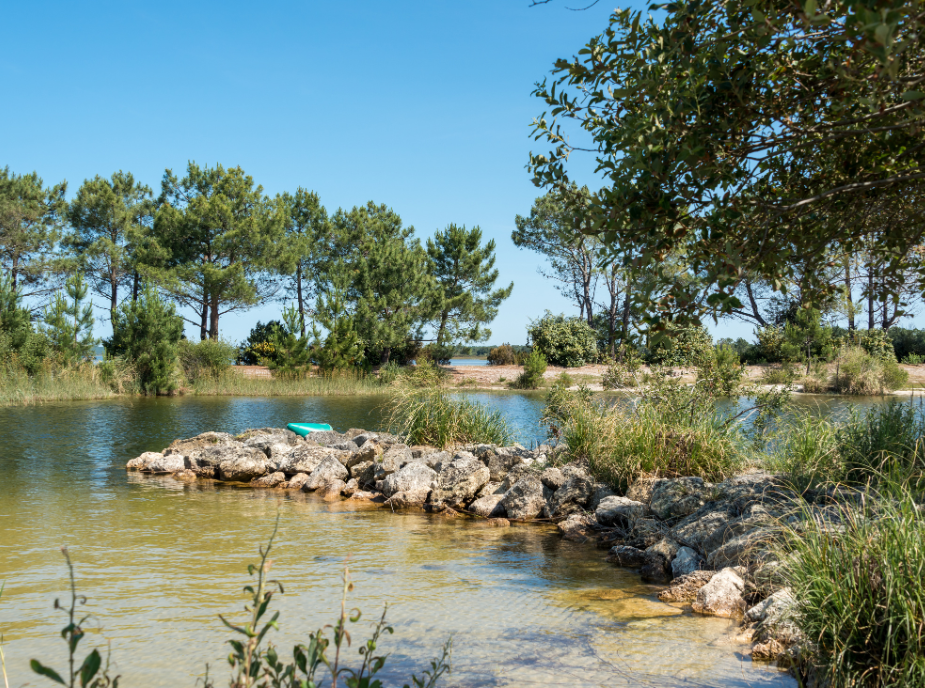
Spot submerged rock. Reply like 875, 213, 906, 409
558, 514, 597, 542
640, 538, 680, 583
217, 449, 269, 482
252, 472, 286, 488
692, 567, 746, 617
272, 445, 337, 475
468, 493, 506, 518
607, 545, 646, 568
671, 546, 705, 579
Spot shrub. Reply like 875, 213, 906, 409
511, 350, 547, 389
889, 327, 925, 363
696, 344, 745, 396
487, 343, 518, 366
237, 320, 286, 365
601, 346, 643, 390
800, 360, 832, 394
527, 313, 598, 367
419, 342, 455, 365
267, 305, 312, 378
761, 362, 798, 386
903, 353, 925, 365
835, 401, 925, 485
646, 325, 713, 367
179, 338, 236, 382
783, 488, 925, 688
833, 346, 909, 395
104, 285, 184, 394
717, 336, 764, 365
765, 412, 840, 493
41, 273, 96, 364
386, 388, 513, 447
556, 371, 574, 387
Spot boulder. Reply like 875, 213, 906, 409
252, 472, 286, 488
410, 445, 439, 459
245, 438, 294, 459
303, 456, 349, 491
351, 432, 379, 446
217, 449, 269, 482
498, 464, 533, 493
272, 445, 338, 475
172, 469, 198, 481
329, 441, 359, 452
320, 479, 347, 501
625, 476, 662, 504
707, 527, 774, 569
347, 440, 383, 467
411, 450, 450, 471
499, 475, 550, 520
671, 546, 705, 578
236, 427, 300, 443
476, 481, 504, 497
371, 444, 410, 481
650, 477, 715, 520
429, 453, 490, 508
692, 567, 746, 617
558, 514, 597, 542
625, 518, 664, 549
640, 538, 680, 583
595, 496, 650, 527
657, 570, 715, 602
486, 517, 510, 527
342, 478, 359, 497
587, 483, 617, 512
748, 588, 801, 645
540, 467, 565, 490
126, 452, 164, 470
286, 473, 310, 490
377, 462, 437, 504
607, 545, 646, 567
305, 431, 348, 447
671, 509, 731, 553
142, 453, 186, 473
545, 472, 594, 517
483, 450, 524, 482
468, 493, 506, 518
348, 460, 376, 486
164, 432, 237, 456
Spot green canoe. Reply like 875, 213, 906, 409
287, 422, 334, 437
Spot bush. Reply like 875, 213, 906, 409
419, 342, 455, 365
765, 411, 840, 493
386, 388, 513, 448
527, 313, 598, 367
510, 350, 547, 389
104, 285, 184, 394
487, 343, 518, 366
783, 488, 925, 688
761, 362, 798, 386
903, 353, 925, 365
601, 346, 643, 390
237, 320, 286, 365
696, 344, 745, 396
717, 336, 764, 365
646, 325, 712, 367
833, 346, 909, 395
888, 327, 925, 362
179, 339, 236, 381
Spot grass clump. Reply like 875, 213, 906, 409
386, 389, 512, 448
509, 350, 546, 390
783, 487, 925, 688
835, 401, 925, 486
833, 346, 908, 395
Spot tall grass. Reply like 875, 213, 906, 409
0, 359, 136, 407
764, 411, 840, 494
783, 486, 925, 687
835, 401, 925, 487
191, 368, 384, 397
386, 388, 513, 448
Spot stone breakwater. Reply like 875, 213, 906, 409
127, 425, 803, 668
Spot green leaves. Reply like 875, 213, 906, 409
30, 660, 66, 685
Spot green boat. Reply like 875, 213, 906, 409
287, 422, 334, 437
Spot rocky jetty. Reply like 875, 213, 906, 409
128, 425, 804, 667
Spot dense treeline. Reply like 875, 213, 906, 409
0, 163, 513, 390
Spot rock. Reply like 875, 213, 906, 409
429, 454, 490, 508
286, 473, 310, 490
671, 546, 705, 578
252, 472, 286, 488
217, 449, 269, 482
377, 462, 437, 504
347, 441, 383, 467
329, 441, 359, 452
607, 545, 646, 567
595, 496, 650, 527
348, 460, 376, 486
184, 444, 242, 474
172, 469, 198, 481
692, 567, 746, 617
468, 494, 506, 518
657, 570, 715, 602
372, 445, 410, 481
625, 518, 664, 549
246, 439, 294, 459
545, 473, 594, 517
650, 477, 715, 520
342, 478, 359, 497
303, 456, 349, 491
748, 589, 801, 645
141, 453, 186, 473
751, 639, 787, 662
486, 518, 510, 527
126, 452, 163, 470
587, 483, 617, 512
707, 527, 774, 569
625, 476, 663, 504
272, 445, 338, 475
410, 445, 439, 459
558, 514, 597, 542
320, 479, 347, 501
540, 467, 565, 490
305, 431, 348, 447
164, 432, 236, 456
640, 538, 680, 583
412, 450, 449, 471
484, 450, 524, 482
351, 432, 378, 446
699, 504, 779, 554
499, 475, 550, 520
498, 464, 533, 492
476, 481, 503, 497
344, 428, 368, 439
237, 427, 300, 444
671, 509, 731, 553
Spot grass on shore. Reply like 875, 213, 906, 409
0, 359, 138, 407
386, 388, 513, 448
190, 368, 384, 397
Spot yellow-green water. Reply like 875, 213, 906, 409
0, 396, 795, 687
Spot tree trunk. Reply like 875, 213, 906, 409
132, 272, 140, 302
744, 280, 767, 326
619, 291, 632, 362
209, 292, 220, 340
868, 269, 875, 330
296, 264, 306, 337
380, 347, 391, 365
199, 302, 208, 341
110, 279, 118, 327
844, 257, 854, 331
436, 311, 449, 346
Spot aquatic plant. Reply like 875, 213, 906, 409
386, 388, 513, 448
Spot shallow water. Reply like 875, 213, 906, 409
0, 393, 827, 686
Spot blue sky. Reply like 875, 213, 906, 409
1, 0, 875, 346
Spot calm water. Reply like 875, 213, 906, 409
0, 392, 832, 687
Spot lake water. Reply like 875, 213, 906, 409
3, 391, 887, 687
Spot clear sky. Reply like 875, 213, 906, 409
4, 1, 906, 346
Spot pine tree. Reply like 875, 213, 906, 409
106, 284, 184, 393
267, 304, 312, 378
313, 271, 365, 371
427, 224, 513, 356
43, 273, 96, 362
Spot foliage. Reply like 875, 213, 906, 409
427, 224, 512, 349
834, 346, 909, 395
835, 401, 925, 486
510, 350, 547, 390
601, 346, 643, 390
764, 411, 841, 494
529, 0, 925, 326
486, 344, 519, 366
645, 325, 712, 367
179, 338, 236, 382
42, 274, 96, 363
761, 363, 798, 387
378, 359, 448, 389
889, 327, 925, 363
836, 327, 896, 362
696, 344, 745, 397
527, 312, 597, 367
0, 273, 48, 375
267, 306, 312, 379
386, 388, 513, 448
717, 337, 764, 366
783, 488, 925, 688
237, 321, 286, 366
904, 353, 925, 365
105, 284, 184, 394
781, 309, 836, 374
418, 343, 455, 366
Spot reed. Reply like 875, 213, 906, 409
386, 388, 513, 448
0, 360, 129, 407
188, 369, 384, 397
